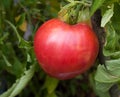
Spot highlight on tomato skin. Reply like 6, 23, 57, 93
33, 18, 99, 80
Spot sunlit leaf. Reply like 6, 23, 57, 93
94, 58, 120, 97
104, 23, 119, 56
95, 59, 120, 83
0, 64, 36, 97
101, 5, 114, 27
95, 82, 111, 97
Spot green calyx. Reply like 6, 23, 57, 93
58, 0, 91, 25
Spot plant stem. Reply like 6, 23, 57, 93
5, 20, 21, 42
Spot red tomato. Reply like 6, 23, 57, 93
34, 19, 99, 80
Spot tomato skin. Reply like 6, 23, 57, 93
34, 18, 99, 80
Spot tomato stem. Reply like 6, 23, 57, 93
58, 0, 91, 25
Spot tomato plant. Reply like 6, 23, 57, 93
0, 0, 120, 97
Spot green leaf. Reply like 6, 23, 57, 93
19, 38, 32, 49
0, 64, 36, 97
111, 3, 120, 33
26, 48, 36, 63
90, 0, 105, 16
0, 42, 25, 77
96, 82, 113, 92
95, 59, 120, 83
95, 58, 120, 87
95, 58, 120, 97
89, 73, 111, 97
95, 82, 111, 97
16, 13, 26, 27
9, 57, 25, 77
94, 58, 120, 97
103, 51, 120, 59
27, 53, 32, 63
101, 4, 114, 27
43, 76, 59, 94
104, 22, 119, 55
